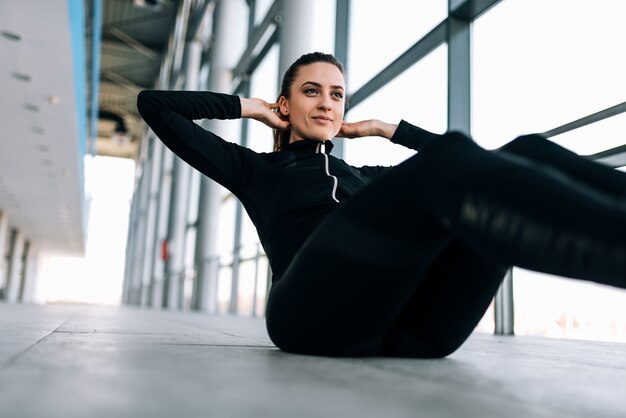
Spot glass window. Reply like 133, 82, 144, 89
217, 193, 236, 257
343, 45, 447, 167
237, 260, 257, 316
249, 44, 279, 153
513, 268, 626, 343
472, 0, 626, 149
348, 0, 448, 92
473, 0, 626, 342
254, 255, 270, 317
216, 266, 232, 314
548, 113, 626, 156
186, 170, 201, 224
254, 0, 274, 24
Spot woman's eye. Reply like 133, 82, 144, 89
305, 88, 318, 95
332, 92, 344, 99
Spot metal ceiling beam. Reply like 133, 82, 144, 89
230, 27, 278, 94
232, 0, 280, 78
449, 0, 502, 20
109, 27, 160, 60
542, 101, 626, 139
348, 20, 447, 109
186, 0, 215, 41
102, 71, 144, 94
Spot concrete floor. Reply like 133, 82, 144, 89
1, 303, 625, 418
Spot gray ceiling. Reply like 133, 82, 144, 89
0, 0, 179, 255
95, 0, 179, 158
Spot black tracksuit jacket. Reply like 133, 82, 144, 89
137, 90, 436, 282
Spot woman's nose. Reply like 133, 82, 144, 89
318, 96, 332, 110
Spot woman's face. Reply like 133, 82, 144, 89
279, 62, 345, 143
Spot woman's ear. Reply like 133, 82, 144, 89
278, 96, 289, 116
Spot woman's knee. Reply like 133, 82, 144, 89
497, 133, 549, 155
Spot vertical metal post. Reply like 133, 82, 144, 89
6, 229, 25, 302
447, 8, 471, 135
20, 244, 37, 303
139, 140, 160, 307
448, 0, 514, 334
252, 243, 260, 317
333, 0, 350, 160
495, 268, 515, 335
0, 211, 8, 297
146, 11, 181, 309
194, 0, 248, 313
163, 0, 192, 310
132, 144, 153, 304
278, 0, 316, 76
122, 179, 139, 304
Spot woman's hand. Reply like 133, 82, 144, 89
337, 120, 398, 139
240, 98, 290, 130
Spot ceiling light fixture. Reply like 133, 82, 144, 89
23, 103, 40, 112
48, 95, 60, 105
1, 30, 21, 41
12, 72, 31, 82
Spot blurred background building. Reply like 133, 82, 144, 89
1, 0, 626, 343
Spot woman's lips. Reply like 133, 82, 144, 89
312, 115, 333, 123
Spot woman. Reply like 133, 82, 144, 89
137, 52, 626, 358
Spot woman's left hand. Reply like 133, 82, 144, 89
337, 120, 398, 139
337, 120, 379, 139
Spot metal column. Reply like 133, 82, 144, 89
150, 148, 173, 308
122, 172, 140, 304
448, 0, 514, 335
146, 6, 181, 309
333, 0, 349, 160
139, 136, 163, 307
129, 145, 151, 305
447, 6, 471, 135
0, 211, 8, 297
6, 229, 25, 302
277, 0, 316, 76
20, 243, 38, 303
495, 268, 515, 335
194, 0, 247, 313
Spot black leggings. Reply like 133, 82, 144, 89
265, 132, 626, 358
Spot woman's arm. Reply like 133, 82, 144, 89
338, 119, 441, 152
137, 90, 271, 194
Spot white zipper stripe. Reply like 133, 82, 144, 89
323, 153, 340, 203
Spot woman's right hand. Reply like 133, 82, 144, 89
240, 97, 290, 130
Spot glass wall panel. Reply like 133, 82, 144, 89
254, 255, 270, 317
216, 266, 232, 314
254, 0, 274, 24
473, 0, 626, 342
182, 226, 196, 309
473, 0, 626, 149
348, 0, 447, 92
217, 193, 236, 257
249, 44, 279, 153
343, 45, 447, 167
237, 260, 257, 316
513, 269, 626, 343
549, 113, 626, 156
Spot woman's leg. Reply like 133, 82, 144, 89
266, 131, 626, 357
497, 134, 626, 199
379, 240, 506, 358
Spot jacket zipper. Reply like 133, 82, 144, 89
317, 141, 340, 203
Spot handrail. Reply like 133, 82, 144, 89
541, 100, 626, 139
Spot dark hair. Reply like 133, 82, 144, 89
273, 52, 346, 152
